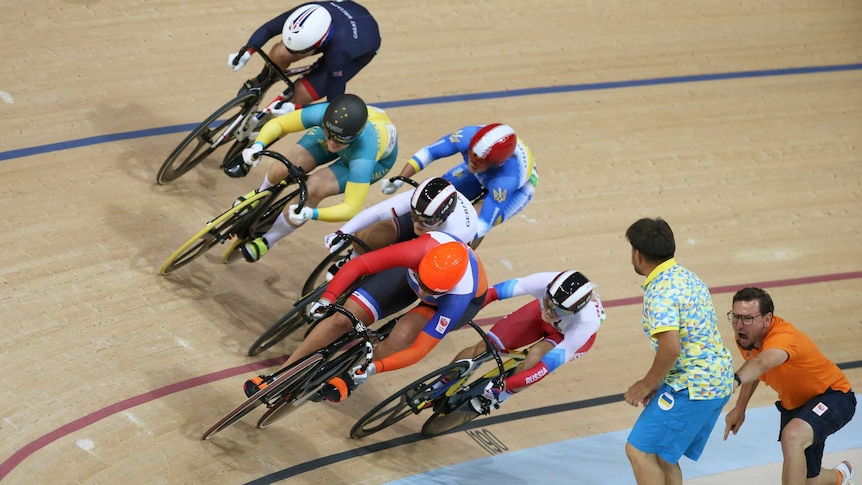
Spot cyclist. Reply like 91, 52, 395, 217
222, 93, 398, 263
322, 177, 479, 278
381, 123, 538, 244
451, 270, 605, 414
244, 231, 488, 402
228, 2, 380, 106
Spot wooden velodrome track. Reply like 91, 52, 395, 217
1, 0, 860, 483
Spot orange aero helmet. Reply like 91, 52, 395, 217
417, 241, 470, 293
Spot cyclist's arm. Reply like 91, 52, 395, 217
485, 272, 557, 305
504, 321, 599, 390
338, 191, 410, 234
405, 130, 468, 173
252, 110, 308, 147
246, 11, 294, 50
321, 235, 436, 301
314, 181, 370, 222
374, 295, 474, 373
475, 173, 519, 238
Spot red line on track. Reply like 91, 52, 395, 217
2, 270, 860, 480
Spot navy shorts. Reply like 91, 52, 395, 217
776, 388, 856, 478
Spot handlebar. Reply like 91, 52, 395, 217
235, 46, 313, 102
388, 175, 419, 188
256, 150, 309, 214
326, 304, 375, 371
464, 320, 508, 389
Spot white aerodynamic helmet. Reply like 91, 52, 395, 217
282, 4, 333, 54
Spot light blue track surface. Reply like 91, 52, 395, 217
386, 402, 861, 484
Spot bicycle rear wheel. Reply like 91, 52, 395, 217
159, 190, 272, 274
350, 361, 470, 439
157, 93, 259, 184
200, 354, 322, 440
246, 286, 326, 356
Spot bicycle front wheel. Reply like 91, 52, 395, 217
200, 353, 323, 440
159, 190, 273, 274
257, 343, 366, 428
255, 356, 327, 429
156, 93, 258, 184
246, 287, 325, 356
350, 361, 470, 439
301, 246, 349, 296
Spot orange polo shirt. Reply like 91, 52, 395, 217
737, 315, 851, 409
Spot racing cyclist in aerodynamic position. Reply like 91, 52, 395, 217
450, 270, 605, 414
381, 123, 538, 245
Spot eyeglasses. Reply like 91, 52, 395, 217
410, 210, 445, 229
543, 294, 575, 319
726, 311, 764, 326
323, 126, 359, 145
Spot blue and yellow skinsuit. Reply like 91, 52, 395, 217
253, 103, 398, 221
407, 125, 538, 238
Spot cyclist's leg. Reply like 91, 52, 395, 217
449, 299, 547, 367
353, 211, 415, 255
283, 298, 368, 368
245, 132, 338, 257
286, 268, 417, 367
373, 305, 435, 360
242, 43, 296, 95
262, 141, 320, 190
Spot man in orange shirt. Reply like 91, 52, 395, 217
724, 287, 856, 485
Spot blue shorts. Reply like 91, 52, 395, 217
627, 383, 730, 464
777, 388, 856, 478
296, 127, 397, 191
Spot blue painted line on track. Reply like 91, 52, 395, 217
2, 63, 860, 162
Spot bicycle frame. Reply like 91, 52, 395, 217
158, 150, 309, 274
202, 303, 383, 439
156, 46, 311, 184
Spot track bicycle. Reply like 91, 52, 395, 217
201, 303, 398, 440
246, 174, 446, 356
159, 150, 308, 274
156, 46, 312, 184
349, 320, 527, 439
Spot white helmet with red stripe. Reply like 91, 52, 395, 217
468, 123, 517, 168
282, 4, 333, 54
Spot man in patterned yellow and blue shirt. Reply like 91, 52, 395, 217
622, 217, 734, 485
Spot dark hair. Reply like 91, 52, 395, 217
625, 217, 675, 263
732, 287, 775, 314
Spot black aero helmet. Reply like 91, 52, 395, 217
322, 94, 368, 144
546, 270, 594, 313
410, 177, 458, 227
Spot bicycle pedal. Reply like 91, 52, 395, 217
222, 238, 245, 264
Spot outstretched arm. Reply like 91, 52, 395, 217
724, 348, 788, 439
